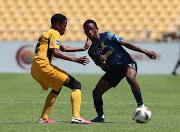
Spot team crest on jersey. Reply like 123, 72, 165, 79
55, 39, 60, 46
96, 48, 102, 55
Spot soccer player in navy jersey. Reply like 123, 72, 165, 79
83, 20, 157, 122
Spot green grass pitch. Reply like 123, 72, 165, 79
0, 74, 180, 132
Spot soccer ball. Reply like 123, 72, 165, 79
133, 106, 152, 123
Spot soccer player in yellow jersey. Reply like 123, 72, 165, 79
31, 14, 92, 124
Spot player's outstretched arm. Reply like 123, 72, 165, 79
120, 39, 157, 60
60, 38, 91, 52
52, 48, 89, 65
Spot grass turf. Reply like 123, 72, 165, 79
0, 74, 180, 132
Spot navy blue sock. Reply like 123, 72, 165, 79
132, 89, 143, 107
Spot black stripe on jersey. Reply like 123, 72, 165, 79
38, 37, 42, 42
47, 38, 53, 62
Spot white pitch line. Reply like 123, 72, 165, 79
0, 101, 71, 104
0, 101, 179, 105
0, 101, 133, 104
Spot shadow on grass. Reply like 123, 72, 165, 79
0, 122, 35, 125
0, 121, 115, 125
58, 121, 115, 124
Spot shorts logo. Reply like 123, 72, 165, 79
128, 63, 135, 68
55, 39, 60, 46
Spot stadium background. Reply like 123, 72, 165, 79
0, 1, 180, 132
0, 0, 180, 74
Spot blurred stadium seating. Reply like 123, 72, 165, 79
0, 0, 180, 42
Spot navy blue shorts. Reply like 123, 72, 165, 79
101, 62, 137, 87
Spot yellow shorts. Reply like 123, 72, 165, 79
31, 64, 69, 92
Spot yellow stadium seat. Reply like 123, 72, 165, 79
0, 0, 179, 42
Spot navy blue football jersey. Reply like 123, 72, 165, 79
88, 32, 135, 68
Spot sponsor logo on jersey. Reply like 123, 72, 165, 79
55, 39, 60, 46
101, 43, 107, 50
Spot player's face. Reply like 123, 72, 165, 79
84, 23, 98, 39
57, 20, 67, 35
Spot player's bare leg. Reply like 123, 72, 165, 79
91, 79, 112, 122
126, 68, 143, 107
126, 68, 140, 91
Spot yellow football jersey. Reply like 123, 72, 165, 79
31, 28, 61, 72
31, 28, 69, 92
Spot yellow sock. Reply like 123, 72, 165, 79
71, 89, 81, 117
41, 91, 58, 120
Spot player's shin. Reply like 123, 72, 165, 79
41, 91, 58, 120
132, 89, 143, 107
93, 95, 104, 117
71, 89, 81, 117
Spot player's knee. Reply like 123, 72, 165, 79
92, 89, 102, 98
126, 75, 136, 85
73, 80, 81, 90
92, 90, 97, 98
67, 76, 81, 90
51, 89, 61, 95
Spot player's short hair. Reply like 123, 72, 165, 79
83, 20, 98, 30
51, 14, 67, 26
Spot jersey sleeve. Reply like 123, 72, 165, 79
49, 31, 61, 49
106, 32, 123, 44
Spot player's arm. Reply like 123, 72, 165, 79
52, 48, 89, 65
60, 38, 91, 52
120, 39, 157, 60
99, 55, 109, 72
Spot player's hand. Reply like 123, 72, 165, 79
99, 55, 109, 71
75, 56, 90, 65
99, 55, 107, 64
83, 38, 91, 50
146, 51, 157, 60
